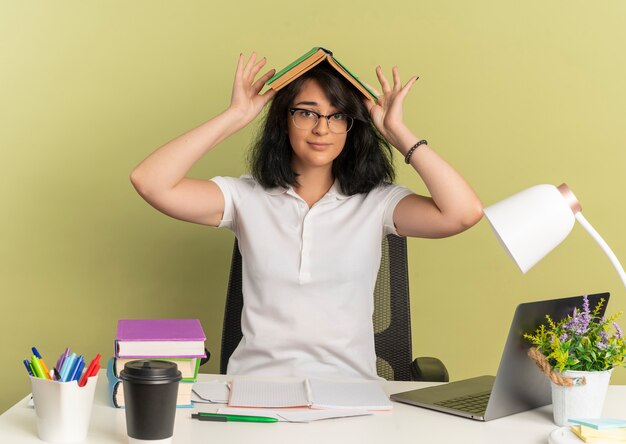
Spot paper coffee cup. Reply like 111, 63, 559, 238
120, 360, 182, 443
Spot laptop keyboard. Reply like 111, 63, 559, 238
434, 391, 491, 414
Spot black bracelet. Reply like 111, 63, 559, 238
404, 139, 428, 164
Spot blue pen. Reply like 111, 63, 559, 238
73, 359, 85, 382
75, 359, 86, 382
69, 356, 84, 382
23, 359, 34, 377
59, 353, 77, 382
62, 353, 79, 382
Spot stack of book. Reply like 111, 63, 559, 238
106, 318, 206, 408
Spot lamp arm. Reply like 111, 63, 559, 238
575, 212, 626, 289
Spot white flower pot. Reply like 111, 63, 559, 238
551, 368, 613, 426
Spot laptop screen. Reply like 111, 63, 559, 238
485, 292, 610, 420
390, 292, 610, 421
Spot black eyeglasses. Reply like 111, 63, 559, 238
288, 108, 354, 134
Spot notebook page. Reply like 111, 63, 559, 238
191, 380, 229, 403
229, 379, 310, 408
307, 378, 393, 410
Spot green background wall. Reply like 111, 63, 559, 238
2, 1, 625, 412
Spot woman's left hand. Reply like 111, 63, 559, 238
365, 66, 418, 149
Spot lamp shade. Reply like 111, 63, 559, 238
483, 184, 576, 273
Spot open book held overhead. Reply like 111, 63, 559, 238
265, 47, 378, 102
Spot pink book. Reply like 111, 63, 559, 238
115, 319, 206, 358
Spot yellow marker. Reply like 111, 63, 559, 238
31, 347, 52, 380
38, 358, 52, 380
30, 356, 47, 379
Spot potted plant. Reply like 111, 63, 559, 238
524, 295, 626, 426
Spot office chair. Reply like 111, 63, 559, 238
217, 234, 449, 382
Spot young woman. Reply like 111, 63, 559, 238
131, 52, 483, 380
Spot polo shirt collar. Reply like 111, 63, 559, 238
263, 179, 349, 200
325, 179, 350, 200
263, 186, 288, 196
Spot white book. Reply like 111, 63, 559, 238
228, 377, 393, 411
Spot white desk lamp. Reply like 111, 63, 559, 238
483, 183, 626, 288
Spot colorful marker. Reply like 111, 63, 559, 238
59, 353, 77, 382
25, 347, 100, 386
69, 356, 85, 382
55, 347, 70, 375
79, 353, 101, 387
23, 360, 34, 377
30, 356, 46, 379
32, 348, 52, 380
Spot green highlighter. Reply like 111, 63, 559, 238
191, 413, 278, 423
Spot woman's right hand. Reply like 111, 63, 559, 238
228, 52, 276, 127
130, 52, 276, 227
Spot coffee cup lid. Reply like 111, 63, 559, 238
120, 360, 182, 383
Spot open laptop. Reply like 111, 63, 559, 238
391, 292, 610, 421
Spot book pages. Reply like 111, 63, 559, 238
229, 379, 309, 408
307, 378, 393, 410
228, 377, 392, 411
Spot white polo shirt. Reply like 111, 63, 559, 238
211, 175, 414, 380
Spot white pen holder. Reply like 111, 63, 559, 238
29, 374, 98, 443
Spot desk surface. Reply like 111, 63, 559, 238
2, 372, 626, 444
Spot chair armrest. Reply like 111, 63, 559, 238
411, 357, 449, 382
200, 349, 211, 366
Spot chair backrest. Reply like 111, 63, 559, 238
219, 234, 415, 381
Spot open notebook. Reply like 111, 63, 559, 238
228, 378, 393, 411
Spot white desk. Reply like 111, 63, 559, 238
2, 372, 626, 444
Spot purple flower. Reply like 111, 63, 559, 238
600, 330, 609, 343
597, 342, 608, 350
613, 322, 623, 339
559, 333, 568, 342
564, 310, 590, 335
583, 295, 590, 316
564, 295, 592, 335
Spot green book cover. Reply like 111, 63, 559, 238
328, 53, 377, 99
266, 47, 377, 100
266, 47, 322, 84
